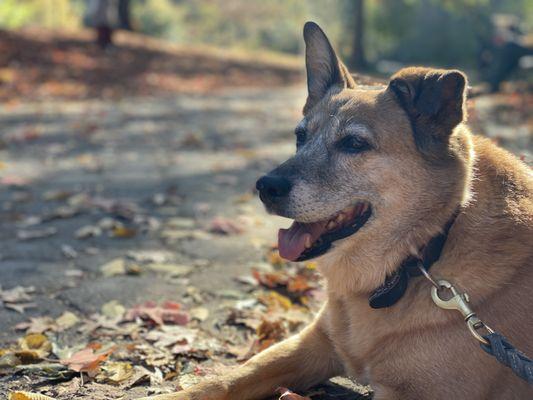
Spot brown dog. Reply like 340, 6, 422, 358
141, 22, 533, 400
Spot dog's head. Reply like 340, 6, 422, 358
257, 22, 473, 265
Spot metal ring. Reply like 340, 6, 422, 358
467, 319, 494, 345
417, 263, 441, 290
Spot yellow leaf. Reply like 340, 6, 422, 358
304, 261, 317, 270
267, 250, 286, 267
98, 361, 133, 384
18, 333, 51, 358
111, 226, 137, 238
9, 392, 56, 400
259, 291, 292, 311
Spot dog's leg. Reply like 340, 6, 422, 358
139, 317, 343, 400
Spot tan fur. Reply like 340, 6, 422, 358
140, 25, 533, 400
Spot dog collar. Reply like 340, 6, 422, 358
368, 210, 459, 309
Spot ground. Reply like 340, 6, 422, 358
0, 30, 531, 400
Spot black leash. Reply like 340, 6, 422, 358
481, 333, 533, 384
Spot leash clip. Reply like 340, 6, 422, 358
431, 279, 493, 345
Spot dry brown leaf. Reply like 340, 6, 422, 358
124, 301, 189, 326
60, 346, 113, 376
15, 317, 57, 333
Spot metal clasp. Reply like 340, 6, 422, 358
431, 279, 493, 345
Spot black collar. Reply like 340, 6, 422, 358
368, 210, 459, 309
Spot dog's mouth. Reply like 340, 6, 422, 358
278, 202, 372, 262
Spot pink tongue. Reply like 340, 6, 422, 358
278, 220, 327, 261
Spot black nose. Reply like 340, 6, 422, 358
256, 175, 292, 202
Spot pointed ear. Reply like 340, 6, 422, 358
303, 22, 355, 114
389, 67, 467, 155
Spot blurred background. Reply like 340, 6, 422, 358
0, 1, 531, 399
1, 0, 533, 93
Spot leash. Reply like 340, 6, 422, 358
418, 264, 533, 384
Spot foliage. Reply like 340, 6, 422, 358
0, 0, 83, 30
0, 0, 531, 70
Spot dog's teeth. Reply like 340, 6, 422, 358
304, 234, 313, 249
336, 213, 346, 223
327, 220, 337, 230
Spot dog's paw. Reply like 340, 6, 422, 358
136, 392, 191, 400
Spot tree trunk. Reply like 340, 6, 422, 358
351, 0, 366, 70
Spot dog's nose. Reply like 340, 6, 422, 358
256, 175, 292, 202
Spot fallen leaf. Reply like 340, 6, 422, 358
165, 217, 196, 229
0, 353, 22, 368
100, 258, 141, 277
146, 263, 193, 277
189, 307, 209, 322
144, 325, 197, 348
60, 346, 113, 376
97, 361, 133, 384
60, 245, 78, 259
287, 275, 313, 294
55, 312, 79, 331
127, 250, 173, 263
208, 217, 245, 235
267, 249, 286, 267
12, 350, 41, 364
75, 225, 102, 239
256, 317, 286, 344
9, 391, 56, 400
100, 258, 126, 277
111, 226, 137, 238
258, 291, 293, 311
124, 301, 190, 326
276, 387, 311, 400
4, 302, 36, 314
18, 333, 51, 358
253, 270, 288, 288
15, 317, 57, 333
101, 300, 126, 319
17, 227, 57, 241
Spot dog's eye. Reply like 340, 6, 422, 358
295, 127, 307, 148
337, 135, 371, 154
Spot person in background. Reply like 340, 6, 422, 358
84, 0, 131, 50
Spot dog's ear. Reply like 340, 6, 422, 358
303, 22, 355, 114
389, 67, 467, 155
